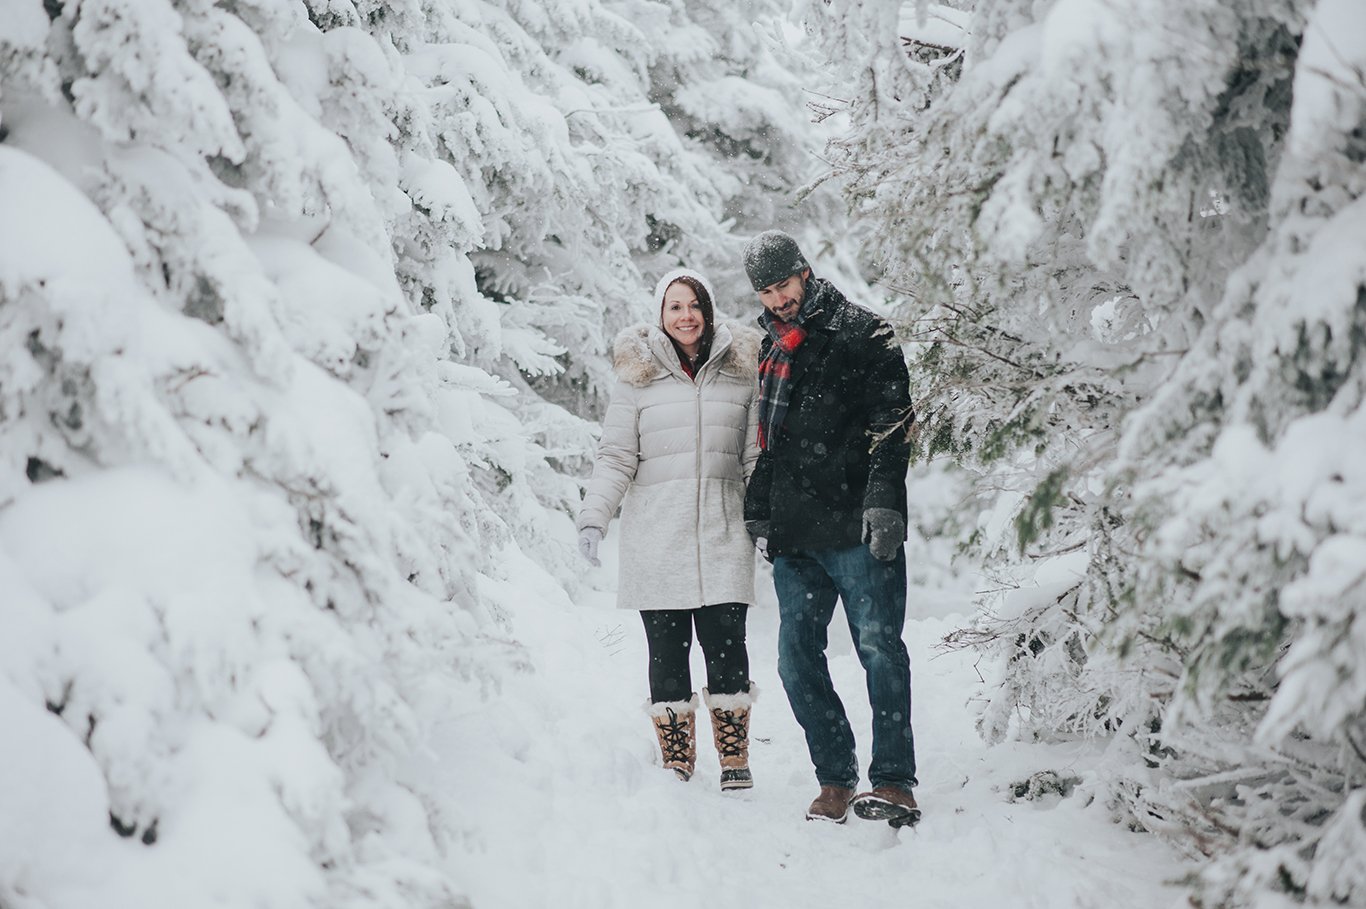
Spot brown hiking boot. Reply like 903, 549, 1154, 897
852, 786, 921, 828
805, 785, 855, 823
704, 684, 757, 791
647, 695, 698, 781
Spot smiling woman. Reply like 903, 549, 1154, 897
662, 283, 704, 355
576, 267, 764, 790
660, 274, 716, 370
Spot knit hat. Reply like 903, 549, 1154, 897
742, 230, 809, 291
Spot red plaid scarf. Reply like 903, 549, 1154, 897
757, 312, 811, 449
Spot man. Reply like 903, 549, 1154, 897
742, 230, 919, 828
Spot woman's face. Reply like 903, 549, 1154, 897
662, 282, 706, 356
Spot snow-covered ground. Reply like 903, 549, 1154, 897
412, 530, 1192, 909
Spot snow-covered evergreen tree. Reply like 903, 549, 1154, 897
797, 0, 1366, 903
1111, 2, 1366, 901
628, 0, 865, 296
0, 0, 829, 902
488, 0, 875, 432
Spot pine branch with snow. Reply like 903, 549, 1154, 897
800, 0, 1366, 903
0, 0, 833, 902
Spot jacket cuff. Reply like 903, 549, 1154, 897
861, 482, 902, 514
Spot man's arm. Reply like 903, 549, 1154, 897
744, 448, 774, 560
861, 321, 913, 516
744, 448, 774, 530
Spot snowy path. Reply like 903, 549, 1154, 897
411, 532, 1191, 909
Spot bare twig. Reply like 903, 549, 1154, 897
1026, 541, 1087, 560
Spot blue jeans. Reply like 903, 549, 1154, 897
774, 544, 917, 792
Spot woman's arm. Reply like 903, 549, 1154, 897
741, 384, 761, 482
577, 378, 641, 532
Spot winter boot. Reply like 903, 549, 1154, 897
852, 786, 921, 828
703, 683, 757, 791
647, 694, 698, 781
806, 786, 855, 823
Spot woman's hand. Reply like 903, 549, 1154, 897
578, 527, 604, 567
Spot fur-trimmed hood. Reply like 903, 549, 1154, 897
612, 321, 763, 387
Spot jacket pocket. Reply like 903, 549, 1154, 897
781, 445, 854, 504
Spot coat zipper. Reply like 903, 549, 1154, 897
694, 363, 705, 607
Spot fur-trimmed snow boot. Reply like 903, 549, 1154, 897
647, 694, 698, 781
703, 683, 757, 791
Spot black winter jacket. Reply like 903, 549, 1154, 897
743, 278, 912, 554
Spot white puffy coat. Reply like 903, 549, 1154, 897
578, 320, 762, 611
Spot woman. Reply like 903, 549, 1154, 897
577, 268, 762, 789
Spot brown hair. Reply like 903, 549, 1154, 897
660, 275, 716, 362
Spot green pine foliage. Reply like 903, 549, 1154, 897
801, 0, 1366, 903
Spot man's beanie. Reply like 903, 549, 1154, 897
742, 230, 809, 291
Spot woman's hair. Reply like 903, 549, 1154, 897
660, 275, 716, 360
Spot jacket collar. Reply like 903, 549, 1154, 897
646, 323, 733, 383
799, 279, 841, 332
613, 321, 761, 387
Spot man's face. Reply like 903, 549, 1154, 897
757, 268, 810, 323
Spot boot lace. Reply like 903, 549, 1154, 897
712, 708, 745, 758
659, 708, 691, 762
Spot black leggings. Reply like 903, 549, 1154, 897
641, 603, 749, 704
